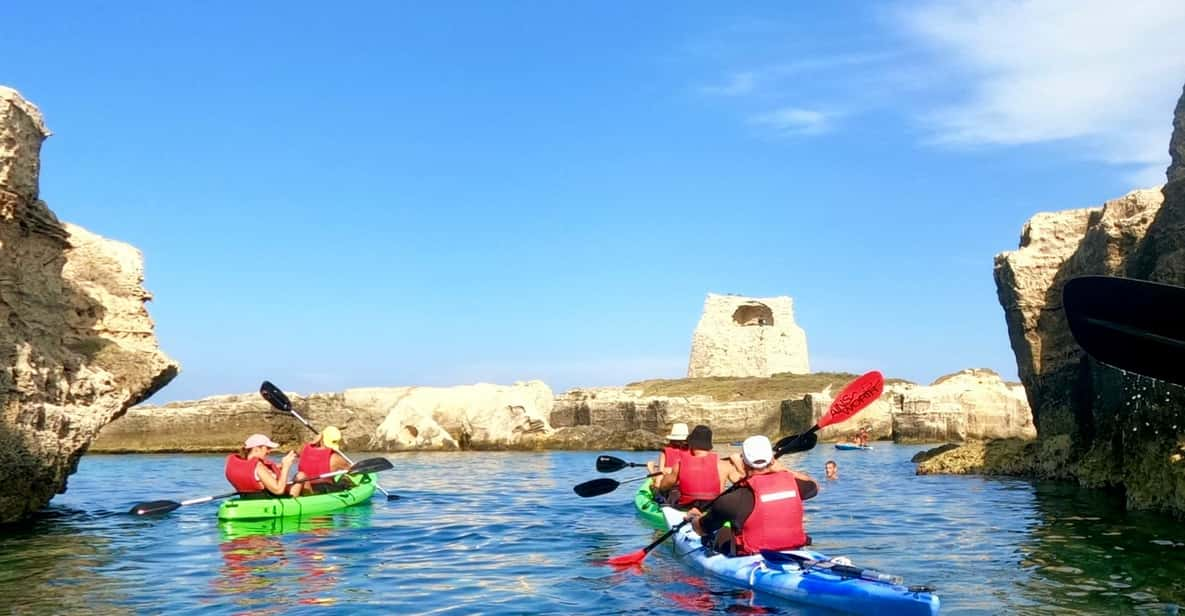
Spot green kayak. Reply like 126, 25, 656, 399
634, 482, 667, 528
216, 473, 377, 520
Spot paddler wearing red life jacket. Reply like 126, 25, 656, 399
656, 425, 741, 510
646, 422, 689, 499
295, 426, 353, 493
686, 435, 820, 557
224, 433, 301, 497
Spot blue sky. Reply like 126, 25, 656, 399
4, 2, 1184, 403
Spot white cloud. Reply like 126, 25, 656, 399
897, 0, 1185, 181
701, 71, 756, 96
749, 107, 833, 136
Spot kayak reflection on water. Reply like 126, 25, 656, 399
214, 509, 373, 610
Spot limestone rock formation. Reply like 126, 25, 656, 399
687, 293, 809, 378
1170, 83, 1185, 183
0, 87, 177, 523
551, 386, 782, 444
891, 369, 1034, 443
985, 99, 1185, 515
554, 370, 1034, 446
372, 381, 553, 450
95, 381, 554, 452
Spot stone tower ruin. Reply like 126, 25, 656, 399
687, 293, 810, 378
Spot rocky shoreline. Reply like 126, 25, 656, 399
91, 368, 1035, 453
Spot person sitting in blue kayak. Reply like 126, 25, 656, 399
224, 433, 301, 497
295, 426, 353, 494
685, 435, 819, 557
656, 425, 741, 510
646, 422, 689, 500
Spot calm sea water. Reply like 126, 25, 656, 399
1, 445, 1182, 615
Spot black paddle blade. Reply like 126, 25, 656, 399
1064, 276, 1185, 387
774, 431, 818, 456
259, 380, 292, 412
595, 455, 629, 473
573, 477, 620, 498
350, 457, 394, 474
129, 500, 181, 516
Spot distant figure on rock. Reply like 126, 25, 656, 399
825, 460, 838, 481
657, 425, 741, 510
296, 426, 353, 494
647, 423, 689, 501
224, 433, 300, 497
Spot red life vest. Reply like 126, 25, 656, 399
662, 446, 685, 470
677, 452, 721, 505
735, 471, 807, 554
224, 455, 281, 493
298, 443, 334, 477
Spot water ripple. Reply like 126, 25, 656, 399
0, 448, 1182, 614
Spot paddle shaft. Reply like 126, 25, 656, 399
282, 402, 396, 499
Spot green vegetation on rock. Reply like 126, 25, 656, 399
627, 371, 913, 401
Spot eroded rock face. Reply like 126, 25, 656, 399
551, 386, 781, 444
990, 160, 1185, 515
372, 381, 553, 450
95, 381, 555, 452
891, 369, 1035, 443
554, 369, 1034, 445
687, 293, 809, 378
1170, 83, 1185, 183
0, 87, 178, 523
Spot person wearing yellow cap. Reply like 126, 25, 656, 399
295, 426, 352, 494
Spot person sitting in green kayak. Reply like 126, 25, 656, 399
646, 422, 689, 500
685, 435, 819, 557
656, 425, 741, 510
295, 426, 353, 494
224, 433, 301, 497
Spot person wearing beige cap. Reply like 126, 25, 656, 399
646, 423, 689, 497
295, 426, 352, 494
223, 433, 301, 497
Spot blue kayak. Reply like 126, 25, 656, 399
835, 443, 873, 451
661, 508, 939, 615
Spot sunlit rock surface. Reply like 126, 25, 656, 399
0, 87, 177, 523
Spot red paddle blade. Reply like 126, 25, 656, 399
818, 370, 884, 429
605, 549, 648, 567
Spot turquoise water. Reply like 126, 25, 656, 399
1, 445, 1183, 614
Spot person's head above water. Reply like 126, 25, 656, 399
825, 459, 838, 479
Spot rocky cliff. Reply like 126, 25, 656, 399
922, 84, 1185, 517
687, 293, 810, 377
0, 87, 178, 523
1171, 82, 1185, 183
94, 381, 557, 452
553, 369, 1033, 444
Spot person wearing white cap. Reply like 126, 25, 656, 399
224, 433, 300, 497
646, 423, 689, 497
685, 435, 819, 557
